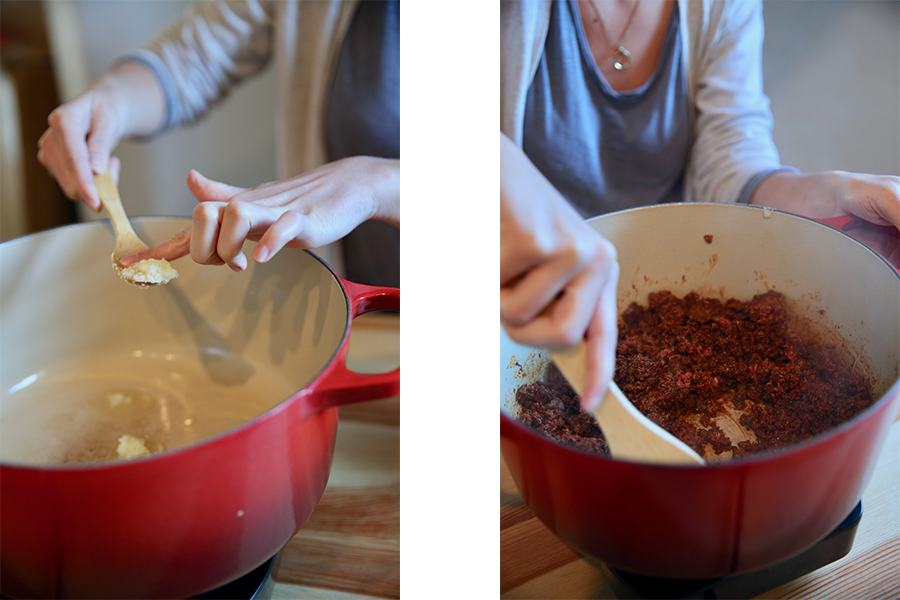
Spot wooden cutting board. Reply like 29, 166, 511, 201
272, 313, 400, 599
501, 415, 900, 599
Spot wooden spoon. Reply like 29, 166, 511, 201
93, 171, 176, 288
550, 341, 704, 465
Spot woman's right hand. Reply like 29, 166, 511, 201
500, 133, 620, 412
37, 61, 166, 212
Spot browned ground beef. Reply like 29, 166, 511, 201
516, 290, 873, 460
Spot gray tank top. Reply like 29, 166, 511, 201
326, 0, 399, 161
326, 0, 399, 288
523, 0, 689, 218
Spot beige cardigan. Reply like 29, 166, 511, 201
130, 0, 363, 268
135, 0, 360, 178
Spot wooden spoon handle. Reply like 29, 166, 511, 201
94, 171, 130, 235
549, 341, 704, 465
93, 171, 147, 259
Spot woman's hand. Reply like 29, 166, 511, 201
121, 156, 400, 271
752, 170, 900, 268
828, 172, 899, 267
36, 61, 166, 212
500, 133, 619, 412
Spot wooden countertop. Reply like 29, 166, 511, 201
501, 413, 900, 599
272, 313, 400, 599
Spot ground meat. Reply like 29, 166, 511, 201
516, 368, 609, 455
515, 290, 873, 460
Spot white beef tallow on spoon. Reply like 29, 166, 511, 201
550, 340, 705, 465
93, 170, 178, 288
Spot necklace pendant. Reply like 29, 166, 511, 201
613, 46, 631, 71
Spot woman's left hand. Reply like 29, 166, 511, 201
120, 156, 399, 271
752, 170, 899, 268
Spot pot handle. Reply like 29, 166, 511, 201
818, 215, 899, 274
817, 215, 899, 239
303, 279, 399, 412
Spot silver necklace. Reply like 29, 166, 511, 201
588, 0, 643, 71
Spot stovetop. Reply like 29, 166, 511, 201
191, 551, 280, 600
599, 501, 863, 599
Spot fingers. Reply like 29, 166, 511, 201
837, 173, 900, 229
502, 234, 616, 333
502, 255, 619, 414
108, 156, 121, 184
37, 126, 82, 203
864, 176, 900, 229
120, 225, 192, 266
87, 109, 118, 176
501, 258, 613, 349
216, 202, 253, 272
51, 106, 104, 211
254, 211, 303, 263
182, 159, 388, 270
580, 261, 620, 412
191, 202, 228, 267
188, 171, 255, 270
191, 200, 289, 271
187, 169, 246, 203
846, 227, 900, 270
500, 240, 598, 330
37, 98, 120, 213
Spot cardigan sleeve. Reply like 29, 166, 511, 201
686, 0, 784, 205
500, 0, 552, 144
121, 0, 275, 136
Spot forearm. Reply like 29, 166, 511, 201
93, 60, 167, 139
750, 169, 900, 229
750, 170, 847, 218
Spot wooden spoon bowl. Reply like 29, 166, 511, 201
93, 171, 176, 288
550, 341, 704, 465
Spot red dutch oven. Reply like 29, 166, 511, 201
500, 203, 899, 579
0, 218, 399, 599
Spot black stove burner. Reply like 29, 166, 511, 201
600, 501, 863, 600
191, 551, 281, 600
0, 550, 281, 600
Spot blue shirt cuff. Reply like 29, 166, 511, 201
736, 167, 800, 204
114, 50, 178, 139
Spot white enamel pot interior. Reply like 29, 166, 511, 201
1, 218, 353, 464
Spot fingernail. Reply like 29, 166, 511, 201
255, 247, 269, 263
